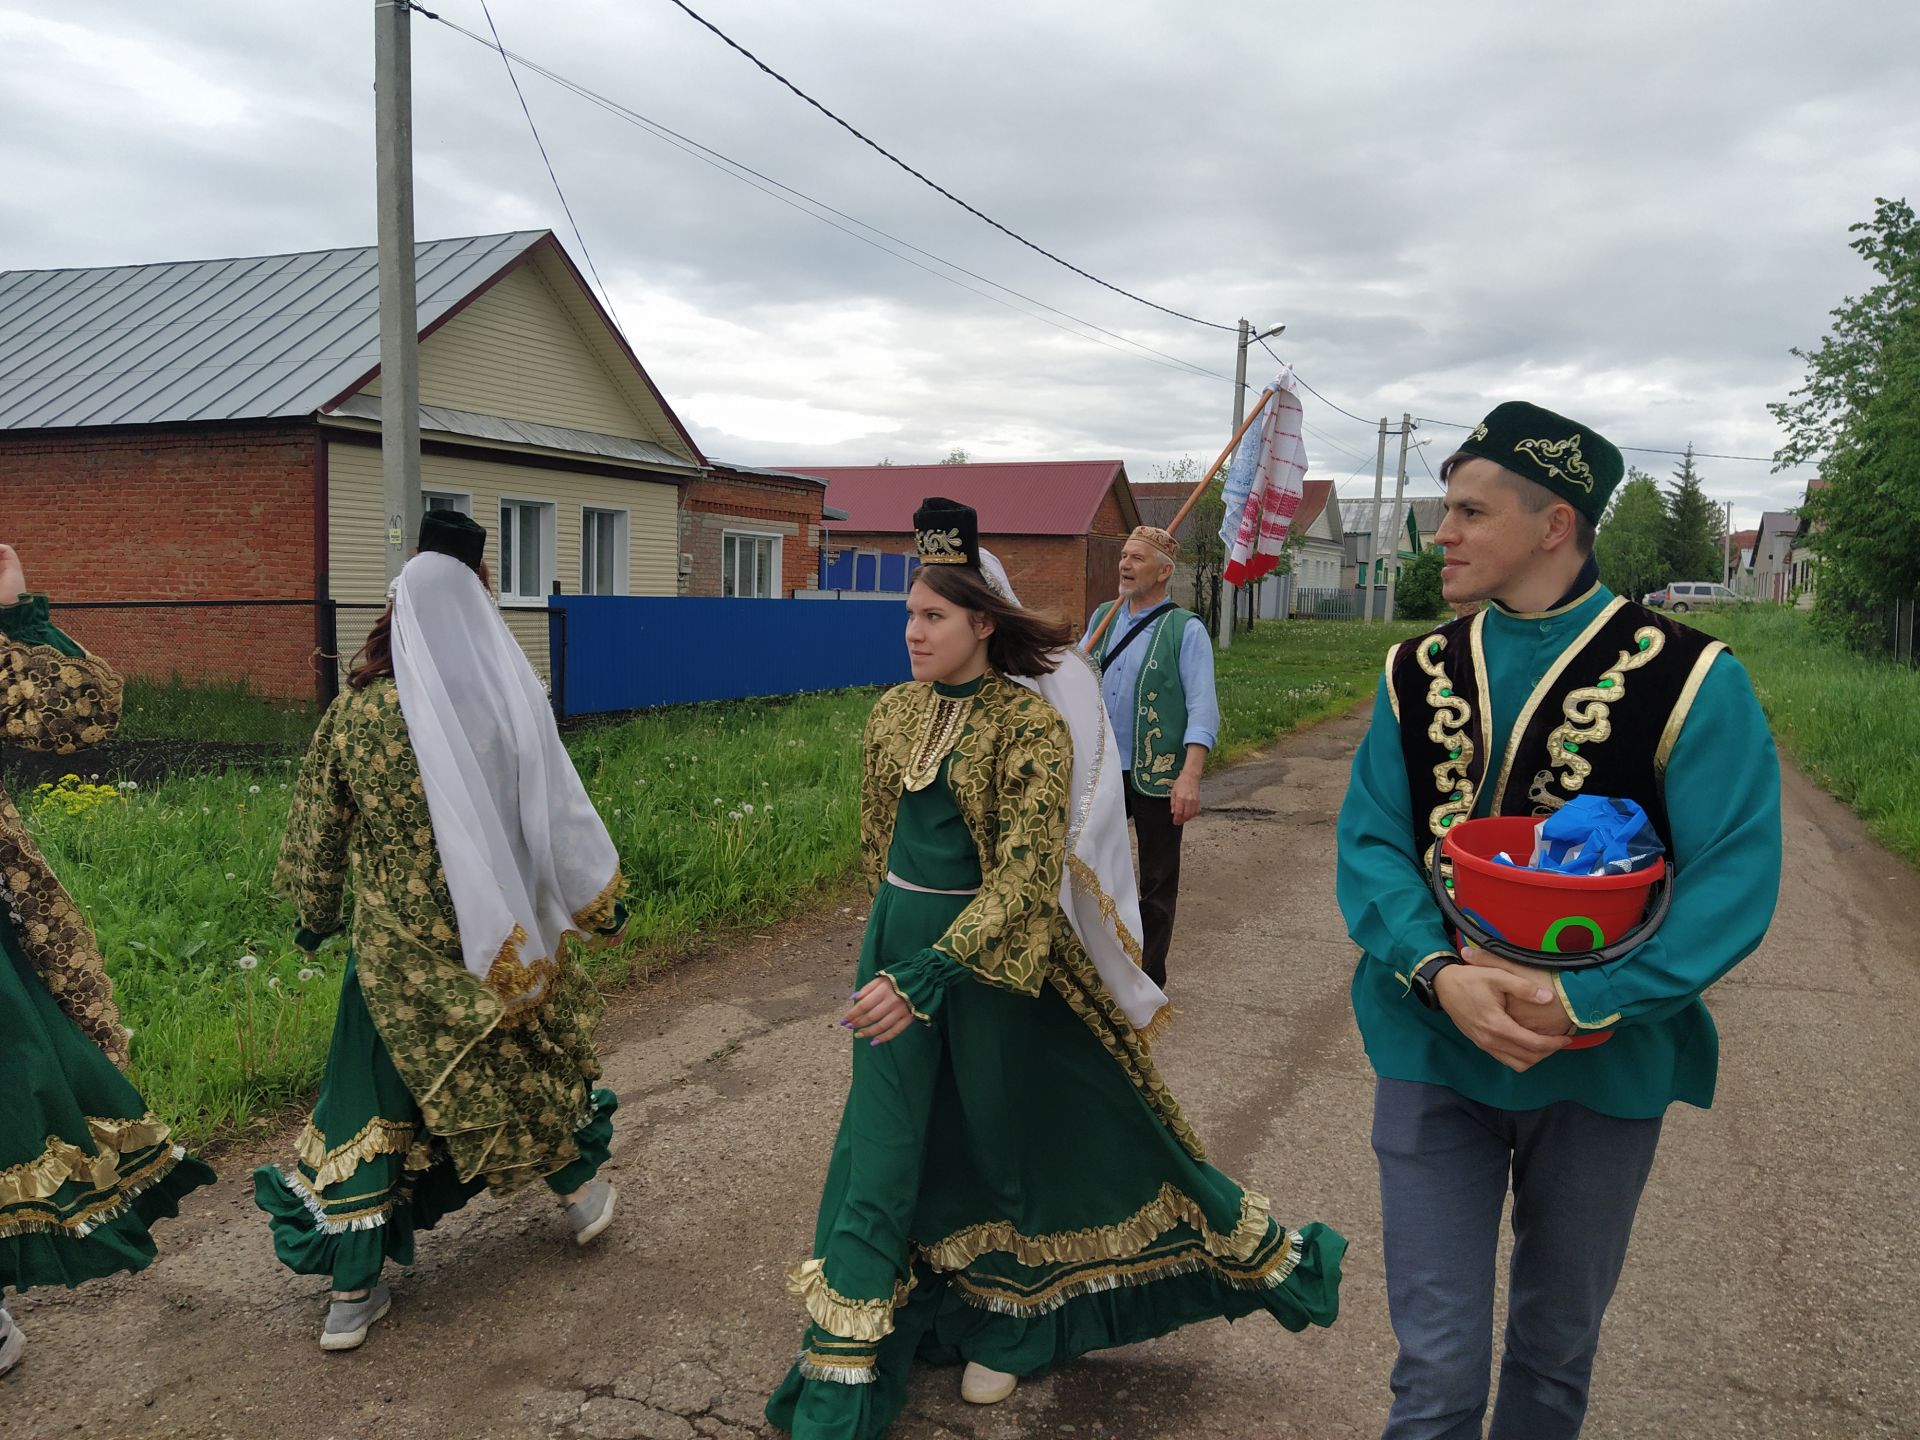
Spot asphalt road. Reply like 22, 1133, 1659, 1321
7, 705, 1914, 1439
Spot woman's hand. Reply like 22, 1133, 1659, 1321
842, 976, 915, 1045
0, 544, 27, 608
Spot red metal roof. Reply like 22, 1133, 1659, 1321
785, 460, 1134, 535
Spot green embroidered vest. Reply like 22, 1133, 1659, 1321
1385, 598, 1724, 863
1092, 600, 1196, 797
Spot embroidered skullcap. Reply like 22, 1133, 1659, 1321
418, 509, 488, 568
1446, 401, 1624, 524
913, 496, 980, 569
1129, 525, 1179, 562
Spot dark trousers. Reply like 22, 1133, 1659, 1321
1121, 775, 1184, 987
1371, 1078, 1664, 1440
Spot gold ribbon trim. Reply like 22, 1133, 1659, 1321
784, 1259, 917, 1342
947, 1227, 1305, 1317
0, 1114, 173, 1210
916, 1182, 1272, 1275
293, 1115, 419, 1190
570, 868, 626, 937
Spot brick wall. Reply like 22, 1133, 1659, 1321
0, 422, 322, 698
682, 474, 823, 597
826, 531, 1095, 625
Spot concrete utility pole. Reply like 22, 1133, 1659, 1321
1724, 500, 1736, 585
375, 0, 423, 583
1383, 414, 1414, 622
1219, 319, 1250, 651
1363, 417, 1388, 622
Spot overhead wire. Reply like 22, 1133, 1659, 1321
416, 7, 1241, 389
658, 0, 1238, 332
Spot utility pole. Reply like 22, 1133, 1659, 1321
1363, 417, 1388, 622
1219, 319, 1250, 651
1723, 500, 1735, 586
375, 0, 423, 583
1383, 415, 1414, 622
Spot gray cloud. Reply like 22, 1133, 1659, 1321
4, 0, 1916, 523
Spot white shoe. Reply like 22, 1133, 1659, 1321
960, 1361, 1017, 1405
0, 1309, 23, 1378
566, 1180, 617, 1248
320, 1282, 392, 1352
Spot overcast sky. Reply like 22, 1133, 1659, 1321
5, 0, 1916, 526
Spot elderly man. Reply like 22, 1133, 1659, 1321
1080, 526, 1220, 987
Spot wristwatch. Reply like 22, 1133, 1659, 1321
1410, 953, 1462, 1010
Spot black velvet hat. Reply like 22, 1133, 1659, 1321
913, 496, 980, 569
419, 509, 487, 567
1450, 401, 1624, 524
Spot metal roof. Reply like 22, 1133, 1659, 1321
0, 232, 546, 431
327, 394, 692, 472
787, 460, 1134, 535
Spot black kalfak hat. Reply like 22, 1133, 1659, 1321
418, 509, 487, 568
913, 496, 979, 569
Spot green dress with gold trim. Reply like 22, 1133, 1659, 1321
252, 680, 620, 1292
767, 673, 1343, 1439
0, 596, 214, 1292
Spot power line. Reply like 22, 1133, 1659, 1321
1414, 414, 1793, 465
416, 10, 1239, 389
475, 0, 624, 333
658, 0, 1237, 333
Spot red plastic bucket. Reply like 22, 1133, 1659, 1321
1442, 816, 1667, 1051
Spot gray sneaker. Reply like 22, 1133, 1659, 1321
320, 1283, 392, 1352
565, 1180, 616, 1247
0, 1309, 23, 1378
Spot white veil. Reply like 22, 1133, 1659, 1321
978, 549, 1170, 1036
390, 551, 621, 1011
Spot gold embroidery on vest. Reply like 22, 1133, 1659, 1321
1541, 626, 1666, 795
1418, 634, 1475, 840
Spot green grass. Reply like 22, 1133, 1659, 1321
26, 622, 1423, 1147
1694, 606, 1920, 864
118, 674, 320, 746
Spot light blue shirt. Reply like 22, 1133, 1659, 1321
1079, 598, 1220, 761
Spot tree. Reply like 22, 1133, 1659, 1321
1771, 196, 1920, 647
1662, 445, 1725, 582
1394, 545, 1445, 620
939, 447, 972, 465
1594, 469, 1671, 601
1149, 456, 1223, 631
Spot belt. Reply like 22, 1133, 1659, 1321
884, 870, 981, 896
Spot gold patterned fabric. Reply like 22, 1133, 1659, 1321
860, 674, 1203, 1157
277, 681, 617, 1189
0, 629, 127, 1065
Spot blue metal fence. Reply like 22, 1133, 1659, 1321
548, 596, 911, 718
819, 547, 919, 593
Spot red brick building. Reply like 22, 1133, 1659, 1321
0, 232, 829, 701
792, 461, 1141, 626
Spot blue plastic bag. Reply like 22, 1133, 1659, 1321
1531, 796, 1664, 876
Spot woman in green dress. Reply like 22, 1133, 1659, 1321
0, 541, 215, 1378
253, 512, 625, 1351
766, 500, 1344, 1438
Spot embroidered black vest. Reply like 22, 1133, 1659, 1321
1386, 597, 1724, 863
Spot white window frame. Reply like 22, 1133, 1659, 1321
422, 489, 472, 516
498, 497, 558, 605
721, 528, 783, 599
581, 506, 630, 596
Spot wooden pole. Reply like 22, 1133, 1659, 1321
1082, 386, 1277, 655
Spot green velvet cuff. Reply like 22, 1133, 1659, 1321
0, 593, 82, 656
876, 947, 969, 1023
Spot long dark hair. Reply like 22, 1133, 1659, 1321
912, 564, 1075, 678
347, 555, 494, 689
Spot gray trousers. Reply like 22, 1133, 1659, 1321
1372, 1078, 1663, 1440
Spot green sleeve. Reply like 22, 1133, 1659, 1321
876, 946, 971, 1022
1555, 652, 1782, 1029
0, 593, 86, 658
275, 699, 356, 946
1336, 677, 1460, 990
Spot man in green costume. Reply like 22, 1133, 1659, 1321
1336, 402, 1782, 1439
1079, 525, 1220, 987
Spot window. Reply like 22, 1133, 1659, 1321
423, 490, 472, 516
498, 499, 554, 602
721, 530, 782, 598
581, 508, 628, 595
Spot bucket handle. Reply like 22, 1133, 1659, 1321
1427, 838, 1674, 972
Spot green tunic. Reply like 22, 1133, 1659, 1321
1337, 584, 1784, 1117
767, 674, 1343, 1440
252, 680, 619, 1291
0, 596, 214, 1292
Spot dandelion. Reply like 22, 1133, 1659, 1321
298, 968, 317, 982
728, 810, 742, 821
742, 803, 754, 814
713, 797, 723, 805
267, 976, 281, 990
248, 784, 261, 795
237, 954, 259, 971
225, 872, 237, 881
